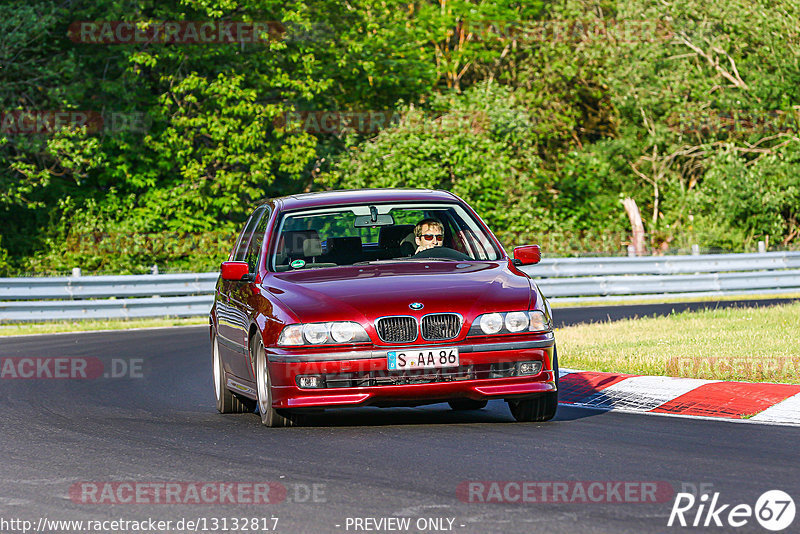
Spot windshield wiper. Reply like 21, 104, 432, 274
352, 259, 409, 265
402, 257, 457, 262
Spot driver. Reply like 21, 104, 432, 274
414, 218, 445, 254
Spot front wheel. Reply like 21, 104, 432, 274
213, 335, 254, 414
253, 335, 295, 427
507, 346, 559, 422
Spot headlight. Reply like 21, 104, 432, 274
529, 310, 548, 332
505, 311, 529, 333
278, 321, 369, 346
277, 325, 304, 345
330, 322, 361, 343
479, 313, 504, 335
469, 310, 551, 336
303, 323, 329, 344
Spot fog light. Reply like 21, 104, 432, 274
297, 375, 325, 388
516, 361, 543, 376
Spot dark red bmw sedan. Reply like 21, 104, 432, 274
210, 189, 557, 426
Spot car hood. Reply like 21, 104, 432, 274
264, 261, 533, 323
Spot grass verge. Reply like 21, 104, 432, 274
0, 317, 207, 336
549, 292, 800, 308
557, 301, 800, 384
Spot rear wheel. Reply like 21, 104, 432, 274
253, 335, 295, 427
507, 347, 559, 422
448, 399, 488, 411
213, 335, 254, 414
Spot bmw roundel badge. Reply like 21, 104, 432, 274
409, 302, 424, 310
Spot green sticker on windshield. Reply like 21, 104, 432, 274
290, 259, 306, 269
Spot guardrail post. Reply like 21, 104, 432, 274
691, 244, 700, 255
71, 267, 81, 277
758, 241, 766, 254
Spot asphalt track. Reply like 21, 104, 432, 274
1, 301, 799, 534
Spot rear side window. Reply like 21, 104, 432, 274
232, 207, 266, 262
246, 209, 272, 273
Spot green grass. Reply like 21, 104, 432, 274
549, 292, 800, 308
557, 301, 800, 384
0, 317, 207, 336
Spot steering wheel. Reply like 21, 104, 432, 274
411, 246, 472, 260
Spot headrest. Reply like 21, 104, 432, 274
282, 230, 320, 256
378, 224, 415, 248
327, 236, 362, 255
303, 238, 322, 257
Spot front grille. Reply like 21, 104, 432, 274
376, 316, 418, 343
320, 363, 517, 388
421, 313, 462, 340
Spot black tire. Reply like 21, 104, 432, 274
448, 399, 488, 411
507, 346, 559, 422
253, 335, 295, 427
213, 335, 254, 414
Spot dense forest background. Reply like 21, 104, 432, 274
2, 0, 799, 274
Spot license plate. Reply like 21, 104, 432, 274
387, 348, 459, 370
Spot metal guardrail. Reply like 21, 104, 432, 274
520, 251, 800, 303
1, 252, 799, 322
0, 273, 218, 300
524, 251, 800, 277
0, 296, 213, 322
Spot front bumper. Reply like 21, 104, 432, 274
265, 335, 556, 409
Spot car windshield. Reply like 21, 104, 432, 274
270, 202, 501, 271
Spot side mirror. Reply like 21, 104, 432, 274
512, 245, 541, 266
221, 261, 253, 281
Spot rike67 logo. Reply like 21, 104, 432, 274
668, 490, 795, 531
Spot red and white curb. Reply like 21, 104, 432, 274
558, 369, 800, 426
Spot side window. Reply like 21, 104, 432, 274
246, 208, 271, 273
232, 207, 265, 262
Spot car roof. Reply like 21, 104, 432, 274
270, 188, 460, 211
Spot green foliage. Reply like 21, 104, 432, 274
689, 144, 800, 249
0, 235, 10, 276
2, 0, 800, 274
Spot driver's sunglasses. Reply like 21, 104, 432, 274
421, 233, 444, 242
